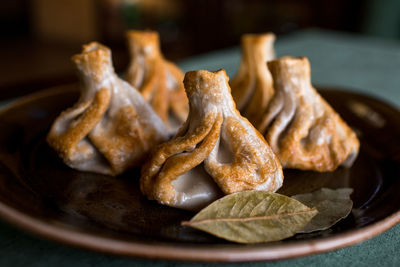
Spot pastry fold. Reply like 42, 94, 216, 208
140, 69, 283, 210
125, 30, 188, 132
257, 56, 360, 171
230, 33, 275, 126
47, 42, 168, 176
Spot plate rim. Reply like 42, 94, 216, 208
0, 85, 400, 262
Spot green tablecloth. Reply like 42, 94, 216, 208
1, 29, 399, 266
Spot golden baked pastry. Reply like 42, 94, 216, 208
230, 33, 275, 126
125, 30, 188, 132
47, 42, 168, 176
140, 69, 283, 210
257, 56, 360, 172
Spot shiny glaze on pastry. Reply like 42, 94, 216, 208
125, 30, 188, 132
47, 42, 168, 176
140, 69, 283, 210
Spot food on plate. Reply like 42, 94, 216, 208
47, 42, 168, 176
140, 69, 283, 210
125, 30, 188, 132
230, 33, 275, 126
182, 191, 318, 243
257, 56, 359, 171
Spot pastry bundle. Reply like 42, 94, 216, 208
231, 33, 275, 126
47, 42, 168, 176
125, 30, 188, 132
140, 70, 283, 209
47, 31, 359, 210
231, 33, 359, 172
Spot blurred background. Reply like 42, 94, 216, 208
1, 0, 399, 100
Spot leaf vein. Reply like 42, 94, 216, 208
182, 208, 316, 226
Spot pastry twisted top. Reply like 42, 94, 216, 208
230, 33, 275, 126
47, 42, 168, 175
125, 30, 188, 132
258, 56, 360, 171
140, 69, 283, 210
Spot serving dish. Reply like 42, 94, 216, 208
0, 84, 399, 262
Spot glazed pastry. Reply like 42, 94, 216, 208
47, 42, 168, 176
125, 30, 188, 132
230, 33, 275, 126
257, 56, 359, 172
140, 69, 283, 210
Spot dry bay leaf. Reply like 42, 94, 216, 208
181, 191, 317, 244
292, 188, 353, 233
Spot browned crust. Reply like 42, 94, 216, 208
263, 56, 360, 171
205, 117, 282, 194
126, 30, 161, 54
72, 42, 112, 83
141, 69, 283, 207
47, 87, 110, 161
165, 61, 188, 122
183, 69, 231, 98
140, 113, 222, 205
89, 105, 161, 175
48, 41, 168, 175
230, 33, 275, 126
125, 30, 188, 128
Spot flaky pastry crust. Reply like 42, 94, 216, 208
257, 56, 360, 171
125, 30, 188, 132
230, 33, 275, 126
140, 70, 283, 210
47, 42, 168, 176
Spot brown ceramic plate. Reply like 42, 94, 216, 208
0, 84, 399, 262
